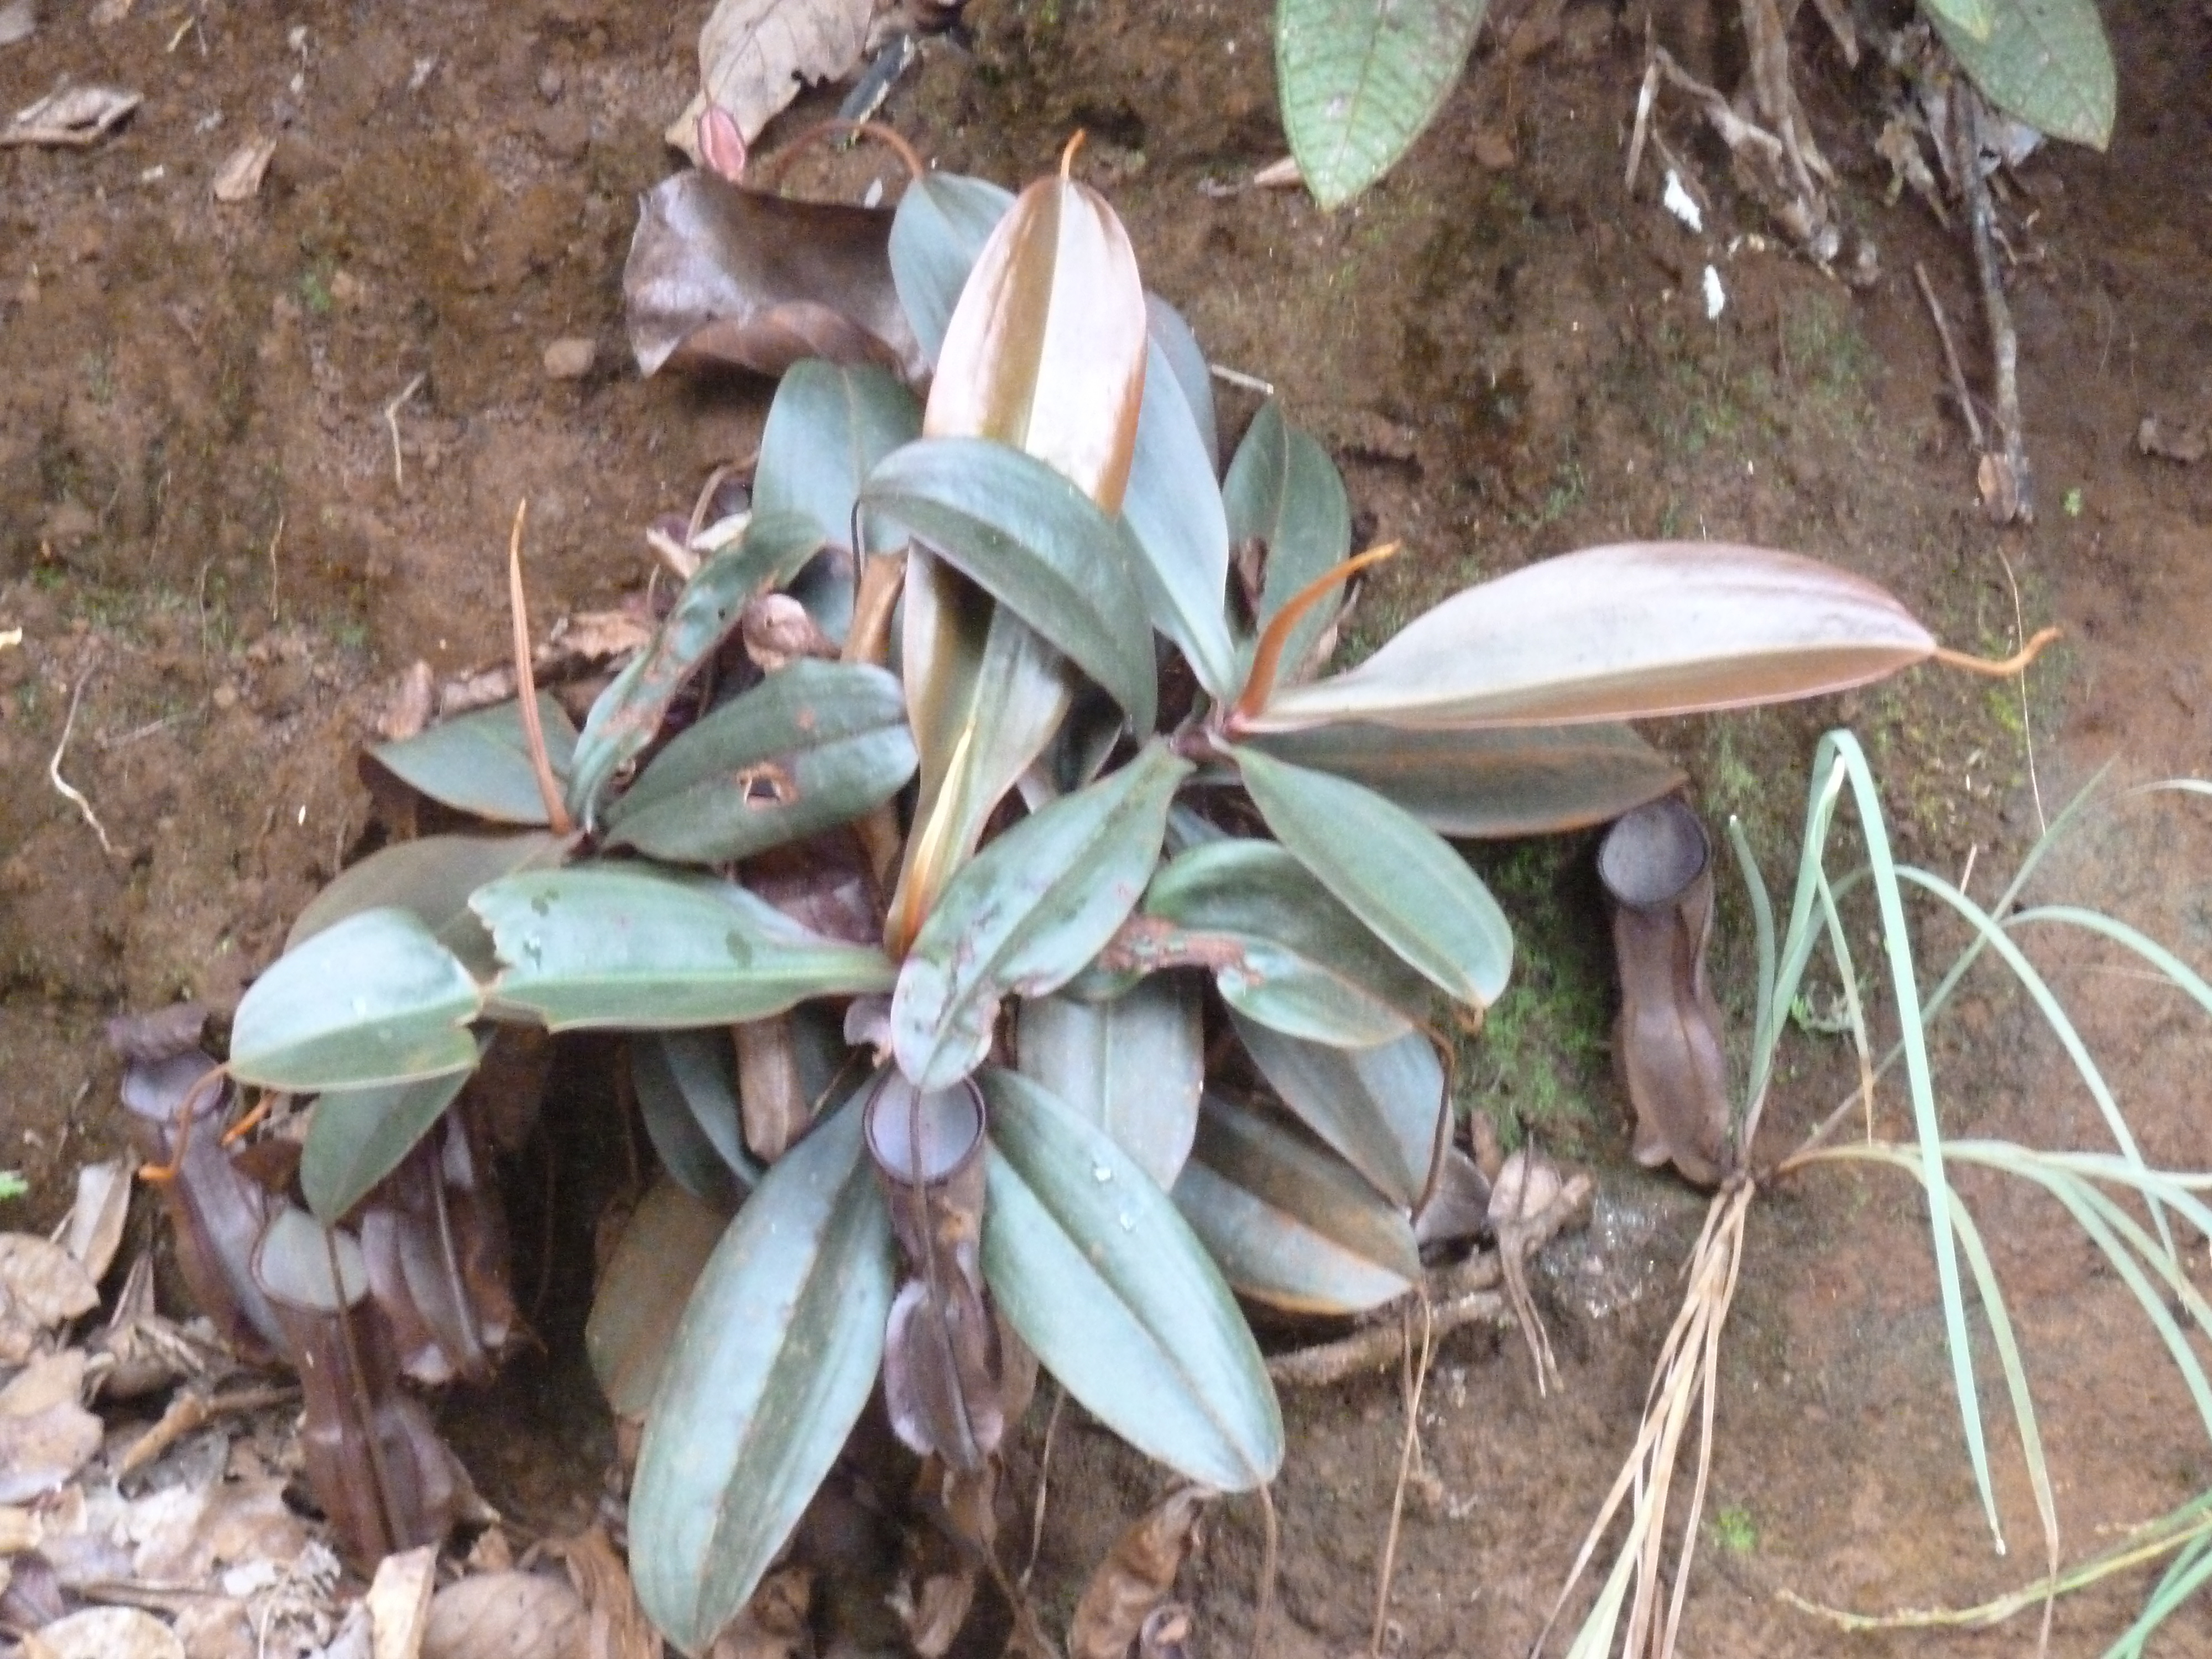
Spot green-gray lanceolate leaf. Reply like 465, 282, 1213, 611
1140, 840, 1432, 1047
1122, 337, 1238, 699
231, 909, 484, 1092
630, 1096, 893, 1651
631, 1030, 758, 1210
894, 744, 1191, 1090
1248, 722, 1684, 838
568, 510, 826, 825
1233, 745, 1512, 1010
1015, 975, 1204, 1190
888, 173, 1016, 364
1275, 0, 1492, 208
1923, 0, 1996, 44
1932, 0, 2115, 150
1232, 1015, 1444, 1210
1241, 541, 1936, 734
286, 832, 571, 982
980, 1069, 1282, 1491
756, 360, 923, 556
369, 695, 578, 826
300, 1068, 476, 1224
603, 661, 916, 865
1173, 1094, 1420, 1314
474, 868, 894, 1031
1146, 295, 1219, 472
862, 437, 1157, 733
1223, 400, 1351, 682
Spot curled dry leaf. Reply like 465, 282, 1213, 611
0, 1352, 102, 1505
421, 1571, 589, 1659
1067, 1486, 1209, 1659
60, 1158, 131, 1281
0, 1233, 100, 1327
669, 0, 875, 159
625, 171, 925, 383
702, 1567, 810, 1658
366, 1545, 439, 1659
211, 136, 276, 204
547, 1526, 661, 1659
27, 1606, 185, 1659
2, 85, 140, 148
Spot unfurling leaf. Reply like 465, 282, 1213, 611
1138, 840, 1433, 1047
630, 1094, 893, 1652
1240, 542, 1936, 734
1248, 721, 1685, 838
568, 510, 826, 825
894, 744, 1191, 1090
231, 909, 484, 1093
1067, 1486, 1209, 1659
623, 171, 925, 382
1232, 746, 1512, 1010
474, 868, 895, 1031
862, 438, 1157, 733
587, 1176, 733, 1420
602, 660, 916, 865
980, 1070, 1283, 1491
1232, 1016, 1444, 1210
923, 158, 1149, 513
1223, 400, 1350, 681
366, 696, 577, 827
887, 552, 1079, 956
1015, 975, 1205, 1191
1275, 0, 1493, 208
1173, 1094, 1421, 1314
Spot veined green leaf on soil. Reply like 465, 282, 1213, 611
1015, 974, 1204, 1190
369, 695, 578, 826
286, 832, 571, 982
1232, 1014, 1444, 1210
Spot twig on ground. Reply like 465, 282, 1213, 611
265, 510, 285, 625
50, 666, 118, 855
1993, 543, 2047, 836
1914, 260, 1986, 451
1019, 1385, 1064, 1590
1370, 1293, 1434, 1656
1207, 363, 1275, 397
383, 373, 426, 491
1955, 87, 2032, 521
119, 1384, 301, 1476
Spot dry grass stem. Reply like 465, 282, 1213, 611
50, 665, 117, 855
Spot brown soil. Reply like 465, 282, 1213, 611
3, 0, 2208, 1654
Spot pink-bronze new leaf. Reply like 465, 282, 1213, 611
1235, 542, 1938, 734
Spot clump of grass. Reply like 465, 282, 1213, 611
1533, 737, 2212, 1658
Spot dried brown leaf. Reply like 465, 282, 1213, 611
30, 1606, 184, 1659
2, 85, 140, 148
422, 1571, 588, 1659
671, 0, 873, 155
0, 1233, 100, 1327
211, 136, 276, 204
1066, 1488, 1209, 1659
702, 1567, 811, 1659
368, 1545, 440, 1659
550, 1526, 662, 1659
60, 1159, 131, 1281
0, 1354, 102, 1503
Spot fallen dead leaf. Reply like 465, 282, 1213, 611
548, 1525, 660, 1659
3, 84, 140, 147
59, 1159, 131, 1281
0, 1351, 102, 1504
421, 1571, 588, 1659
0, 1503, 41, 1551
668, 0, 874, 160
368, 1545, 440, 1659
1, 1232, 101, 1326
2137, 414, 2207, 464
703, 1567, 810, 1659
1066, 1487, 1209, 1659
0, 0, 35, 51
211, 136, 276, 204
33, 1605, 185, 1659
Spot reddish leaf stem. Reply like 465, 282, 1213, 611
1932, 626, 2060, 678
1227, 541, 1400, 729
507, 500, 576, 836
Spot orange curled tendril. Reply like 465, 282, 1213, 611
1932, 626, 2061, 677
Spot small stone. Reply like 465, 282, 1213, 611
211, 684, 239, 711
536, 64, 564, 102
1472, 128, 1516, 171
542, 337, 595, 380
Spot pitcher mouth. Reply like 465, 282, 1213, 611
1598, 795, 1712, 910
